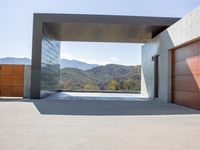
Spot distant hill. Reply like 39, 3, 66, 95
88, 64, 141, 84
0, 57, 31, 65
60, 59, 98, 70
60, 68, 96, 87
0, 57, 98, 70
60, 64, 141, 92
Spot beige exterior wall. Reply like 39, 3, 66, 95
141, 6, 200, 102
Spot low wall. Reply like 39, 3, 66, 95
24, 65, 31, 98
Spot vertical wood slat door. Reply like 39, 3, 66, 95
172, 40, 200, 109
0, 65, 24, 97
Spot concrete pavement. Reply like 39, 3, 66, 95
0, 93, 200, 150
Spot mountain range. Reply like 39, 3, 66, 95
0, 57, 31, 65
0, 57, 98, 70
60, 64, 141, 92
60, 59, 98, 70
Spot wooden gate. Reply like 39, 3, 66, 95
171, 40, 200, 109
0, 65, 24, 97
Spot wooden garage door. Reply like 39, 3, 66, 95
0, 65, 24, 97
172, 40, 200, 109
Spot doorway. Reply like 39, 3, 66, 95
153, 55, 159, 99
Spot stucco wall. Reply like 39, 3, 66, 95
141, 6, 200, 102
24, 65, 31, 98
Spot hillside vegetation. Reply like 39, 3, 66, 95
59, 64, 141, 92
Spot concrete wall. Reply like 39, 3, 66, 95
31, 15, 61, 99
141, 6, 200, 102
31, 15, 43, 99
24, 65, 31, 98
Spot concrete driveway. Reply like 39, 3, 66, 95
0, 93, 200, 150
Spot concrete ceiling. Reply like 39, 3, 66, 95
37, 14, 180, 43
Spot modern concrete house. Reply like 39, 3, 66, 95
31, 6, 200, 109
142, 7, 200, 109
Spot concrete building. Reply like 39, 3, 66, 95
31, 6, 200, 109
142, 6, 200, 109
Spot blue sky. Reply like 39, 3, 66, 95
61, 42, 143, 65
0, 0, 200, 65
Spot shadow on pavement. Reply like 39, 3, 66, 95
24, 98, 200, 116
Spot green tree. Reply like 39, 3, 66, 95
107, 80, 118, 90
84, 83, 100, 91
123, 78, 140, 91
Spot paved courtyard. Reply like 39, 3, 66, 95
0, 92, 200, 150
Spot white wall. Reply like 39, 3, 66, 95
141, 6, 200, 102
